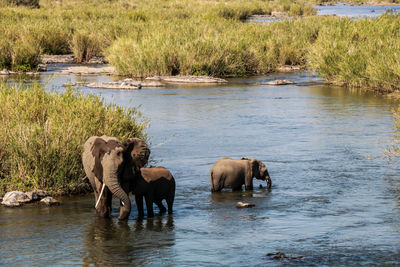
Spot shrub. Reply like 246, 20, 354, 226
0, 84, 147, 195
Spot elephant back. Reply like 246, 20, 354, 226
140, 167, 173, 183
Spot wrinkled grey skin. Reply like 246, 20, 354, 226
82, 135, 150, 220
210, 157, 271, 192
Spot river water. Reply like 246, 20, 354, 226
1, 69, 400, 266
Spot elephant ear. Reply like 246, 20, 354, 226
242, 158, 260, 177
91, 137, 108, 182
123, 138, 150, 169
91, 137, 122, 181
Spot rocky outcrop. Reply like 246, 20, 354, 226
1, 191, 31, 207
86, 79, 164, 90
26, 190, 47, 201
277, 65, 301, 72
41, 54, 75, 64
236, 201, 255, 208
261, 79, 296, 85
0, 69, 39, 76
1, 190, 53, 207
40, 55, 105, 64
60, 66, 115, 75
146, 75, 228, 84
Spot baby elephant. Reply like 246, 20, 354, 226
133, 166, 175, 218
210, 157, 271, 192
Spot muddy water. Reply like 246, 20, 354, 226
1, 70, 400, 266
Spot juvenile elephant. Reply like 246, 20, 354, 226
82, 135, 150, 220
210, 157, 271, 192
133, 166, 175, 218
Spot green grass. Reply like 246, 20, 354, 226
0, 0, 316, 71
0, 83, 147, 195
106, 17, 323, 77
308, 14, 400, 93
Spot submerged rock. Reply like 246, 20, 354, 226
146, 75, 228, 84
1, 191, 31, 207
266, 252, 303, 260
261, 79, 296, 85
236, 201, 255, 208
40, 196, 60, 206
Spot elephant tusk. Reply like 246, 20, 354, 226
95, 183, 106, 209
121, 201, 125, 206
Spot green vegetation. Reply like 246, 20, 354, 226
0, 0, 399, 85
309, 14, 400, 93
0, 83, 147, 195
0, 0, 315, 71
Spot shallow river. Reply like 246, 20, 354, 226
1, 69, 400, 266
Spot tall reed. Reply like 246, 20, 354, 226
308, 14, 400, 93
0, 83, 147, 195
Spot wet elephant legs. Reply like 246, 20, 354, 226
135, 193, 154, 218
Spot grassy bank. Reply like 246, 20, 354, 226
106, 17, 323, 77
1, 0, 399, 91
308, 14, 400, 93
0, 0, 315, 71
0, 84, 147, 195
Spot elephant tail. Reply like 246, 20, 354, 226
210, 170, 216, 192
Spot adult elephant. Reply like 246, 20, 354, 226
210, 157, 271, 192
82, 135, 150, 220
133, 166, 175, 218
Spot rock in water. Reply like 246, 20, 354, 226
236, 201, 255, 208
146, 75, 228, 84
1, 191, 31, 207
261, 79, 296, 85
40, 196, 60, 206
26, 190, 47, 201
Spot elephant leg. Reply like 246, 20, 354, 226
94, 179, 112, 217
135, 194, 145, 218
155, 200, 166, 213
105, 187, 112, 216
232, 185, 243, 191
245, 183, 253, 191
145, 193, 154, 218
167, 197, 173, 214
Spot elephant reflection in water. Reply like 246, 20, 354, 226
134, 215, 174, 232
82, 217, 134, 266
82, 216, 175, 266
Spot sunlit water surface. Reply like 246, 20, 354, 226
1, 69, 400, 266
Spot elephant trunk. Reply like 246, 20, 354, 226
265, 170, 271, 189
104, 170, 131, 220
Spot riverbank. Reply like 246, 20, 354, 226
1, 1, 400, 92
0, 84, 147, 195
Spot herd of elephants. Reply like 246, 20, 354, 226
82, 135, 272, 220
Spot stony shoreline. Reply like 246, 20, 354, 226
1, 190, 60, 207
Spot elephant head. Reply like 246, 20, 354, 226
242, 157, 271, 189
123, 138, 150, 171
85, 136, 150, 220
